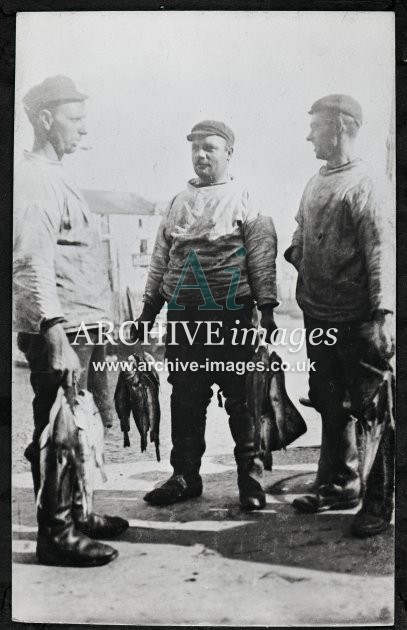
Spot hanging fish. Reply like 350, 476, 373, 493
245, 344, 270, 433
73, 389, 108, 516
260, 410, 274, 471
114, 349, 161, 461
114, 369, 132, 447
267, 351, 307, 451
246, 346, 307, 470
38, 387, 107, 519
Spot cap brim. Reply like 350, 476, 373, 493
41, 91, 89, 107
186, 132, 210, 141
187, 131, 233, 143
54, 90, 89, 102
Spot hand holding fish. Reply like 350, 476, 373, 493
43, 323, 82, 388
131, 303, 158, 342
360, 312, 395, 360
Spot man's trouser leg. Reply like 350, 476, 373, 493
169, 369, 212, 482
293, 318, 361, 513
17, 333, 58, 496
221, 383, 265, 511
143, 363, 212, 505
216, 303, 265, 511
36, 396, 117, 567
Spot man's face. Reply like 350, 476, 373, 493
306, 112, 338, 161
191, 135, 232, 184
47, 101, 88, 156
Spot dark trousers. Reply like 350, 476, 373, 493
17, 330, 113, 450
305, 315, 394, 510
165, 301, 259, 481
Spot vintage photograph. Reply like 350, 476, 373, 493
12, 10, 395, 626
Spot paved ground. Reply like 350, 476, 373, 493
11, 314, 395, 625
12, 455, 394, 626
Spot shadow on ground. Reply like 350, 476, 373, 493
13, 467, 393, 577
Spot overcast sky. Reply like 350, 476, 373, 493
15, 11, 394, 248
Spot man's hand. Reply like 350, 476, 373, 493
259, 305, 278, 342
284, 245, 303, 272
131, 303, 158, 342
43, 323, 81, 388
361, 312, 395, 360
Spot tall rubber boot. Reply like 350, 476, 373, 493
72, 476, 129, 539
293, 412, 361, 513
36, 406, 118, 567
311, 394, 353, 492
228, 403, 266, 511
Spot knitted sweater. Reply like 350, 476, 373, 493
143, 178, 278, 312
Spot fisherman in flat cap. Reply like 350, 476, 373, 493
14, 76, 128, 566
285, 95, 395, 536
135, 120, 278, 509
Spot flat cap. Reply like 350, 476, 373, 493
187, 120, 235, 145
23, 75, 88, 112
309, 94, 363, 127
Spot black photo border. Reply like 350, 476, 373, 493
0, 2, 405, 629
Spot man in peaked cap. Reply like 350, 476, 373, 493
284, 95, 395, 536
134, 119, 279, 510
14, 76, 128, 566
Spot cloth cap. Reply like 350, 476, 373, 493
309, 94, 363, 127
23, 75, 88, 112
187, 120, 235, 145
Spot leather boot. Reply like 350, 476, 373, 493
144, 437, 203, 506
143, 472, 203, 506
236, 456, 266, 511
228, 405, 266, 511
36, 405, 118, 567
72, 476, 129, 539
293, 413, 361, 513
144, 385, 207, 506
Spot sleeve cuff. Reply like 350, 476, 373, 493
258, 300, 279, 310
141, 299, 162, 319
40, 317, 66, 334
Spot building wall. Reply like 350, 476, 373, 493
95, 210, 301, 322
96, 212, 162, 322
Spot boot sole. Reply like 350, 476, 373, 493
37, 548, 119, 567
